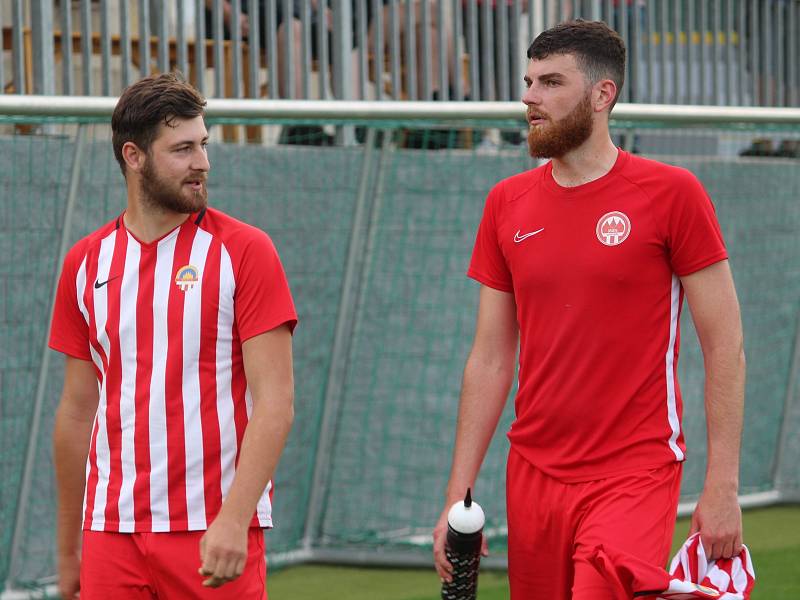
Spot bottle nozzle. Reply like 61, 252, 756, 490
464, 488, 472, 508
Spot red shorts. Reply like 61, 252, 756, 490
80, 529, 267, 599
506, 447, 681, 600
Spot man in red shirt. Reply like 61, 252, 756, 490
50, 72, 297, 599
433, 20, 745, 599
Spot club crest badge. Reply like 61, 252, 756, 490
175, 265, 200, 291
596, 211, 631, 246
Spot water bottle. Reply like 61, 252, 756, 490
441, 488, 485, 600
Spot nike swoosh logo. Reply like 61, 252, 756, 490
513, 228, 544, 243
94, 275, 120, 289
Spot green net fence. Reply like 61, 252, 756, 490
1, 115, 799, 592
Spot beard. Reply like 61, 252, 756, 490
140, 157, 208, 214
527, 92, 594, 159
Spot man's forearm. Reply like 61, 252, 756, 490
53, 405, 95, 557
216, 397, 294, 526
703, 344, 746, 488
445, 353, 514, 505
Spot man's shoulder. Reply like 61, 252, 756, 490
64, 217, 121, 265
491, 164, 547, 202
620, 152, 700, 190
198, 207, 276, 256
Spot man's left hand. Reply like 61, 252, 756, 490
198, 516, 248, 588
689, 485, 743, 560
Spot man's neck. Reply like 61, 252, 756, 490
550, 134, 619, 188
124, 189, 191, 244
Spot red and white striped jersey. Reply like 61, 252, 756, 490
50, 207, 297, 533
468, 150, 728, 482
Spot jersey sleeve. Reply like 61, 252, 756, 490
49, 240, 92, 360
232, 229, 298, 342
662, 169, 729, 277
467, 182, 514, 292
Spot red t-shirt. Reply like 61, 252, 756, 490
468, 150, 728, 482
50, 207, 297, 532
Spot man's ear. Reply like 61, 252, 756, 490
122, 142, 146, 174
593, 79, 618, 113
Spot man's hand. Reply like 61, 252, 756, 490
198, 515, 248, 588
57, 551, 80, 599
433, 509, 453, 582
433, 508, 488, 583
689, 485, 743, 560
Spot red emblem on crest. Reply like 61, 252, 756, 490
596, 211, 631, 246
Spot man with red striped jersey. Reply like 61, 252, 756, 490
50, 72, 296, 599
433, 20, 747, 600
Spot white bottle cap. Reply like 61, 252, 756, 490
447, 488, 485, 534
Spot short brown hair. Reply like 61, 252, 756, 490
111, 72, 206, 175
527, 20, 626, 109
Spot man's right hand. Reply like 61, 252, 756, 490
433, 509, 453, 582
433, 507, 489, 583
58, 552, 80, 599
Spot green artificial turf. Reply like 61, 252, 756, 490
267, 505, 800, 599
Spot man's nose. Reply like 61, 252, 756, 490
193, 147, 210, 172
522, 85, 541, 106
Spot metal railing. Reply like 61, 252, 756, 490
1, 1, 798, 104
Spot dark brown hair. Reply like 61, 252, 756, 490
111, 72, 207, 175
527, 20, 626, 109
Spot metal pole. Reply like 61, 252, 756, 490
389, 0, 401, 99
6, 124, 88, 591
99, 0, 111, 95
480, 0, 492, 100
671, 0, 680, 104
231, 0, 243, 98
61, 0, 75, 96
775, 0, 784, 107
299, 0, 311, 99
281, 0, 294, 98
315, 0, 328, 99
212, 0, 225, 97
249, 0, 262, 98
177, 0, 189, 78
725, 0, 733, 105
790, 0, 798, 107
356, 0, 367, 99
266, 0, 279, 99
698, 0, 707, 104
333, 0, 353, 100
761, 0, 770, 106
467, 0, 478, 100
138, 0, 151, 79
420, 0, 432, 99
195, 0, 206, 94
120, 0, 132, 88
452, 0, 463, 101
497, 0, 510, 100
712, 0, 721, 105
301, 128, 379, 553
687, 0, 696, 104
437, 0, 447, 99
29, 0, 59, 123
372, 0, 384, 100
157, 0, 169, 74
405, 0, 417, 99
11, 0, 25, 94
